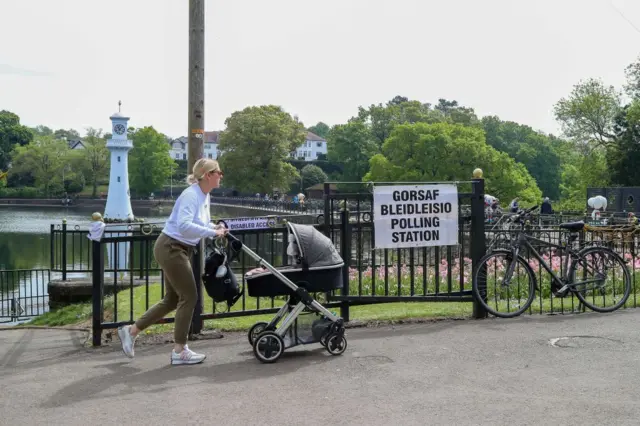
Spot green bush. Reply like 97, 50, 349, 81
0, 186, 42, 198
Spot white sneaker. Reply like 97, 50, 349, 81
171, 345, 206, 365
117, 325, 137, 358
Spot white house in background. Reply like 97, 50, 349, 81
291, 132, 327, 161
168, 132, 219, 161
57, 138, 85, 150
167, 130, 326, 161
169, 136, 187, 160
67, 139, 85, 150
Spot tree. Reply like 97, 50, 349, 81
308, 122, 330, 139
436, 98, 480, 127
605, 103, 640, 186
30, 125, 53, 137
53, 128, 80, 141
481, 116, 563, 199
326, 121, 378, 183
300, 164, 328, 190
129, 126, 175, 196
0, 110, 34, 170
557, 146, 610, 211
624, 56, 640, 99
9, 135, 71, 197
364, 122, 542, 204
217, 105, 305, 194
357, 98, 443, 148
628, 100, 640, 125
76, 127, 109, 197
553, 78, 622, 146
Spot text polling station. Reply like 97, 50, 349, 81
373, 184, 459, 249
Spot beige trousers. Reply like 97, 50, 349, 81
135, 233, 197, 345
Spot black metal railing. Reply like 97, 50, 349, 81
12, 184, 640, 341
0, 269, 51, 322
485, 225, 640, 314
210, 196, 324, 214
320, 180, 487, 321
90, 225, 342, 345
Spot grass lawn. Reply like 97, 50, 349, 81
26, 282, 475, 336
26, 281, 640, 337
77, 184, 108, 197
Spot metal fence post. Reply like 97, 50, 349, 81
139, 235, 145, 279
92, 240, 104, 346
340, 205, 351, 322
50, 224, 55, 271
470, 169, 487, 319
323, 183, 331, 237
62, 220, 67, 281
190, 243, 204, 336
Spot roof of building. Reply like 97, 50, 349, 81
110, 112, 129, 120
306, 131, 326, 142
205, 131, 220, 143
67, 139, 85, 149
168, 129, 324, 145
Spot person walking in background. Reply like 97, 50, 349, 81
509, 197, 520, 213
118, 158, 227, 365
541, 197, 553, 215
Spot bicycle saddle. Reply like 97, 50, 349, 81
559, 221, 585, 232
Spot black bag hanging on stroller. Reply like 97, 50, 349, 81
202, 237, 243, 311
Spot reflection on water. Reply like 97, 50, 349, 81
0, 206, 169, 270
0, 204, 285, 323
0, 204, 268, 270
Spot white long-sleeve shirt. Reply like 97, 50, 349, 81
162, 184, 216, 246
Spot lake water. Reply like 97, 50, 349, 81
0, 204, 276, 270
0, 204, 272, 323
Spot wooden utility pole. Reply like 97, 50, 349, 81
188, 0, 205, 336
188, 0, 205, 172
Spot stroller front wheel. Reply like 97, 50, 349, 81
253, 331, 285, 363
325, 333, 347, 356
248, 322, 270, 345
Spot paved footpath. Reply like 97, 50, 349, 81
2, 310, 640, 426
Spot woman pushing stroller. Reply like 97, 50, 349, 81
118, 158, 227, 365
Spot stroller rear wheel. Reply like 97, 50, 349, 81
253, 331, 285, 363
248, 322, 270, 345
325, 333, 347, 356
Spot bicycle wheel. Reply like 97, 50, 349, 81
472, 249, 537, 318
569, 246, 631, 313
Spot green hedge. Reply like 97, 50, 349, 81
0, 187, 43, 198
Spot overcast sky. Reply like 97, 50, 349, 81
1, 0, 639, 139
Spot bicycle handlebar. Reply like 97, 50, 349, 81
510, 205, 539, 223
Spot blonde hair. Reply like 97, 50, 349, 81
186, 158, 220, 184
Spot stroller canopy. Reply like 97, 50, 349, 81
287, 222, 343, 268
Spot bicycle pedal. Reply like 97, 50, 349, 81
552, 285, 570, 298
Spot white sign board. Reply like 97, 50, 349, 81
373, 184, 459, 249
217, 216, 278, 231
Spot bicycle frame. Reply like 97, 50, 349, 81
503, 227, 605, 293
503, 228, 578, 288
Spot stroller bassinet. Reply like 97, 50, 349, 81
246, 222, 344, 297
216, 222, 348, 363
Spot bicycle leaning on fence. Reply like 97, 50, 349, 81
472, 205, 632, 318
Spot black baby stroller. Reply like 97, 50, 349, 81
224, 222, 347, 363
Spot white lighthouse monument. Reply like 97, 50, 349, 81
104, 102, 134, 221
104, 102, 134, 273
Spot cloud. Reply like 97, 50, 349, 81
0, 64, 53, 77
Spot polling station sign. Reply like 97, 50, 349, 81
373, 184, 459, 249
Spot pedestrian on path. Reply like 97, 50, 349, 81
509, 197, 520, 213
118, 158, 227, 365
